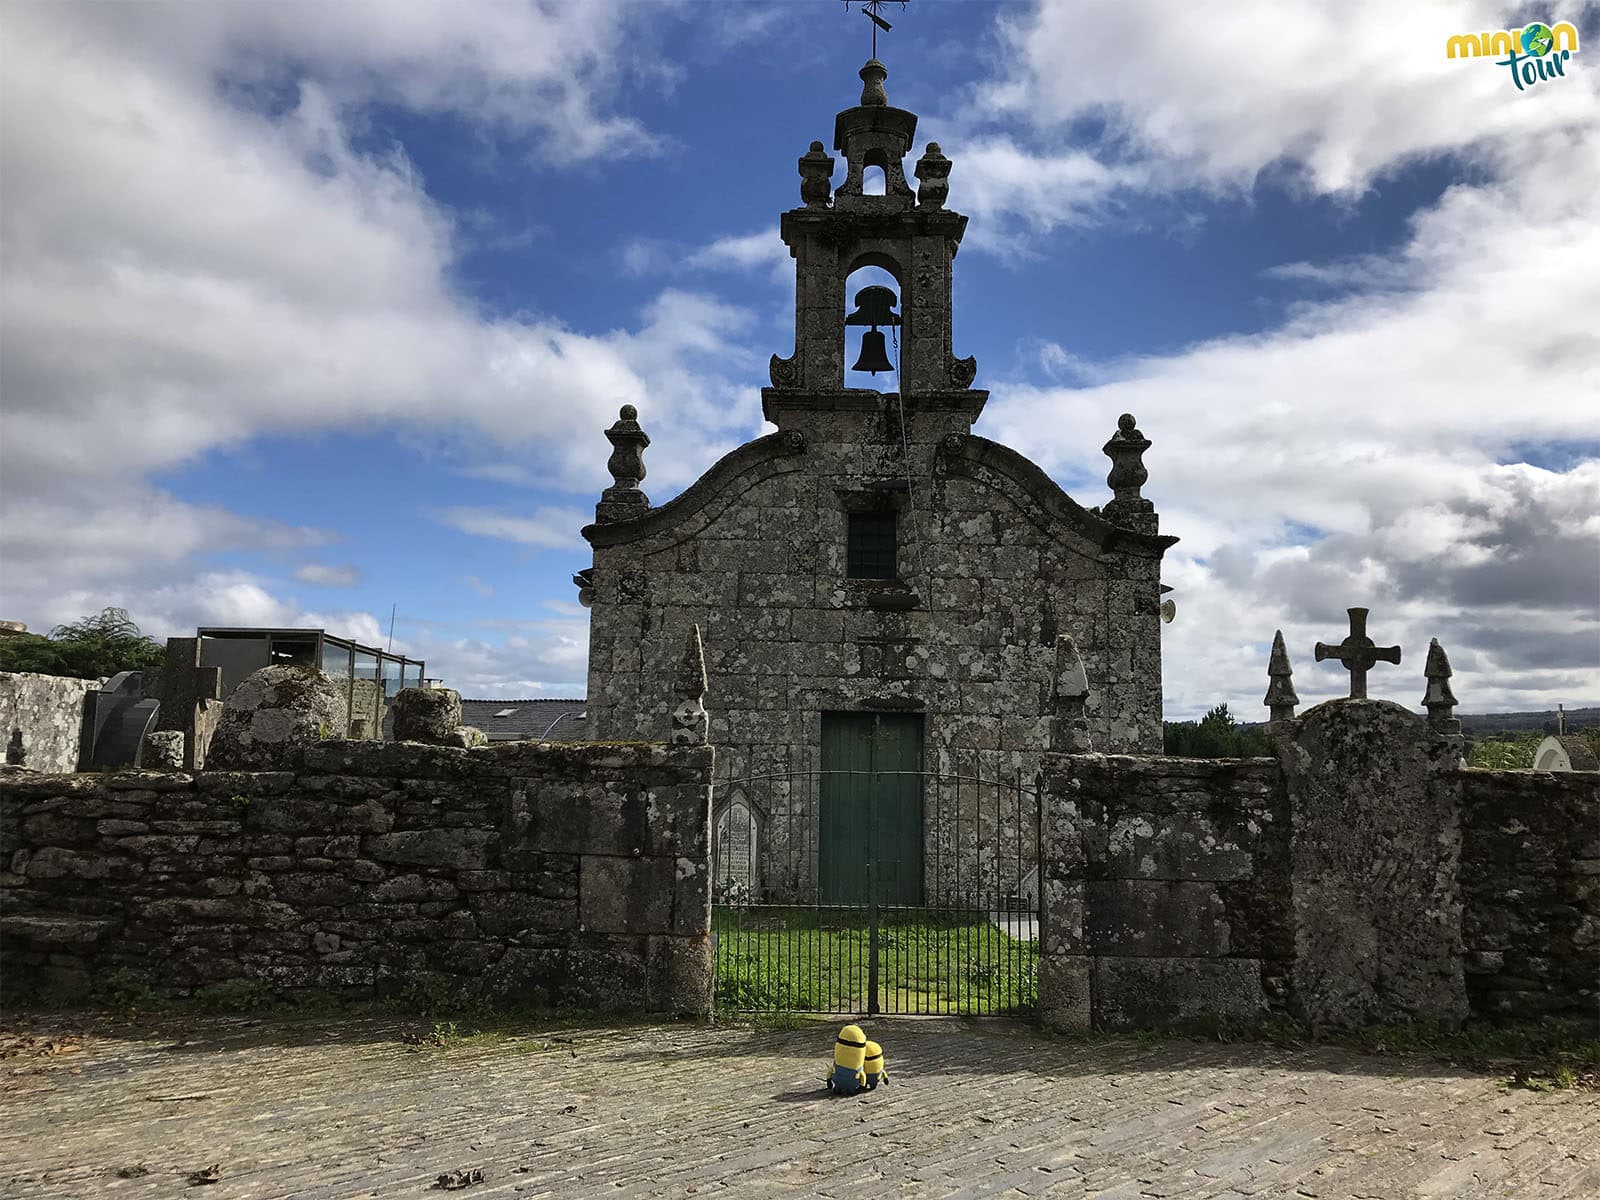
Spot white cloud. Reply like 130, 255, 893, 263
462, 576, 496, 599
979, 0, 1594, 196
925, 1, 1597, 254
0, 2, 765, 641
295, 564, 362, 588
621, 227, 792, 286
43, 0, 675, 165
433, 506, 590, 549
0, 489, 331, 630
972, 0, 1600, 716
0, 12, 754, 499
4, 0, 1595, 724
942, 139, 1136, 251
33, 566, 589, 696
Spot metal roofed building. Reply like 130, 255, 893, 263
459, 699, 588, 743
196, 627, 425, 740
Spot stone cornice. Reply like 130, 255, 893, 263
581, 431, 808, 549
779, 205, 969, 247
760, 388, 987, 426
938, 434, 1179, 556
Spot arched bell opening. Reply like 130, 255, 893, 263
843, 263, 902, 392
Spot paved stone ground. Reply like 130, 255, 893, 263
2, 1013, 1596, 1198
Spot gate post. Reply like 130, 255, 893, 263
1275, 699, 1467, 1027
1036, 760, 1092, 1031
1037, 635, 1093, 1030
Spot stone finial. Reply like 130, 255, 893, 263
914, 142, 951, 210
1314, 607, 1401, 701
859, 58, 889, 106
1263, 630, 1299, 722
1101, 413, 1157, 535
1048, 634, 1093, 752
799, 140, 834, 208
1422, 638, 1460, 734
670, 624, 709, 747
595, 404, 651, 524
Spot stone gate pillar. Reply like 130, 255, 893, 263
1275, 699, 1467, 1027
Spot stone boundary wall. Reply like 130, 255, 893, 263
1038, 755, 1288, 1031
1278, 701, 1467, 1029
1038, 708, 1600, 1034
0, 740, 714, 1014
1459, 767, 1599, 1026
0, 672, 99, 774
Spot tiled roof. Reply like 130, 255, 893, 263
459, 698, 588, 742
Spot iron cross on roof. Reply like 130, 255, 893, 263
842, 1, 909, 60
1314, 607, 1402, 700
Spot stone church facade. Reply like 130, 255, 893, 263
578, 61, 1176, 902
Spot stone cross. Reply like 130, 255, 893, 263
1421, 638, 1461, 734
1263, 629, 1299, 722
1313, 607, 1401, 700
669, 624, 709, 747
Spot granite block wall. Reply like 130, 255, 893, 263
1038, 705, 1599, 1033
1279, 701, 1468, 1029
583, 402, 1174, 901
1460, 767, 1600, 1027
0, 740, 714, 1014
1037, 754, 1288, 1031
0, 672, 101, 774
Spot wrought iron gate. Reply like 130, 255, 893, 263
711, 753, 1041, 1016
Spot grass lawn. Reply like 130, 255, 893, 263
712, 905, 1038, 1015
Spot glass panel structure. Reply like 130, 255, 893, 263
268, 636, 317, 667
381, 655, 404, 702
352, 650, 380, 738
196, 628, 425, 741
319, 641, 352, 681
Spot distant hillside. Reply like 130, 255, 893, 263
1237, 706, 1600, 736
1456, 708, 1600, 736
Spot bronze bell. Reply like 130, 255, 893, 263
846, 285, 900, 376
852, 329, 893, 375
845, 285, 901, 329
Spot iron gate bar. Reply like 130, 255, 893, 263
711, 762, 1041, 1016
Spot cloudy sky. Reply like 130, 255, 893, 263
1, 0, 1596, 718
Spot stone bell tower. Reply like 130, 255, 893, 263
767, 59, 978, 406
579, 53, 1177, 780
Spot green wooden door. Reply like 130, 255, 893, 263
819, 712, 924, 905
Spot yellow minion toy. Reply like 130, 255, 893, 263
863, 1039, 888, 1089
826, 1024, 868, 1096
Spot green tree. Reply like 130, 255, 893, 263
1164, 703, 1271, 757
0, 607, 165, 680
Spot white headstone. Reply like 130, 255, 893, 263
713, 796, 758, 896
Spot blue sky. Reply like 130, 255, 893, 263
2, 0, 1597, 718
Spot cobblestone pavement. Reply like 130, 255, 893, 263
2, 1013, 1596, 1198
